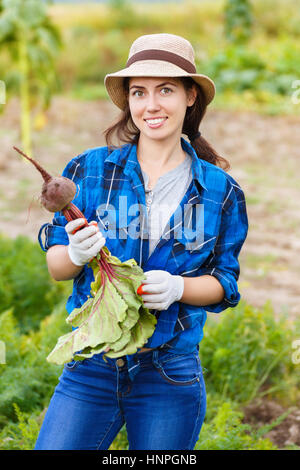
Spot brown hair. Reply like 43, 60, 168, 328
103, 77, 230, 171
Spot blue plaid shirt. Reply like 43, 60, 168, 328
38, 138, 248, 354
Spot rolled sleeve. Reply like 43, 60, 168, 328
198, 180, 248, 313
38, 217, 69, 252
38, 152, 86, 252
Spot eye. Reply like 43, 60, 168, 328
161, 87, 172, 95
132, 90, 144, 97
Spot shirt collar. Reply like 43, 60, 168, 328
104, 138, 207, 191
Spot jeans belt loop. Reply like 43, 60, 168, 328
152, 349, 160, 368
127, 355, 140, 381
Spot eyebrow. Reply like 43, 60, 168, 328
129, 81, 178, 90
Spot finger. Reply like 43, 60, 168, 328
80, 231, 104, 250
140, 283, 165, 295
86, 237, 106, 258
137, 284, 145, 295
143, 302, 164, 310
141, 293, 167, 303
143, 270, 167, 285
88, 223, 105, 238
137, 284, 152, 295
65, 218, 86, 234
89, 221, 99, 229
72, 225, 99, 243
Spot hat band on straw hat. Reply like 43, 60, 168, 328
126, 49, 197, 74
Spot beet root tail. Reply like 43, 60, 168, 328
13, 146, 52, 183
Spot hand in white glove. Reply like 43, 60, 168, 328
65, 218, 106, 267
138, 270, 184, 311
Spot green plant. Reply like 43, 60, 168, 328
0, 0, 62, 155
0, 233, 70, 332
195, 400, 276, 450
224, 0, 254, 44
202, 44, 265, 94
108, 0, 136, 30
0, 302, 67, 423
10, 404, 39, 450
199, 300, 300, 404
109, 425, 129, 450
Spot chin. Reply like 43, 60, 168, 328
142, 129, 175, 142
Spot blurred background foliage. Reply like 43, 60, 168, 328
1, 0, 300, 117
0, 0, 62, 155
49, 0, 300, 114
0, 0, 299, 152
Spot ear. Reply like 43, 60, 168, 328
186, 84, 197, 107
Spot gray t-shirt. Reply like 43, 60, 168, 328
141, 152, 193, 257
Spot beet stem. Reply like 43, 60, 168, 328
96, 258, 106, 296
104, 261, 117, 280
99, 257, 113, 283
66, 202, 86, 219
13, 146, 52, 183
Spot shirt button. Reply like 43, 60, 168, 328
116, 358, 125, 367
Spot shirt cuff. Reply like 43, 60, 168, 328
38, 221, 69, 252
201, 268, 241, 313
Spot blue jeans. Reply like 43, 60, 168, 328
34, 348, 206, 450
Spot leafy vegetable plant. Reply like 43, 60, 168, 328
47, 247, 156, 364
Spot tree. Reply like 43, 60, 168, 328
224, 0, 253, 45
0, 0, 62, 156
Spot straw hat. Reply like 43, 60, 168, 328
104, 33, 216, 110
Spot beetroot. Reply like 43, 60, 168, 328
13, 146, 77, 213
13, 146, 90, 231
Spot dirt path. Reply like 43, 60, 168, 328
1, 96, 300, 321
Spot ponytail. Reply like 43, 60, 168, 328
181, 77, 230, 171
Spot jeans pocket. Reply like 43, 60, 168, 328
154, 352, 201, 386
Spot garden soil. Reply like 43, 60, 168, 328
0, 96, 299, 447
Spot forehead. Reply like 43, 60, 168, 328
128, 77, 181, 87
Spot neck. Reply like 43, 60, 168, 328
137, 134, 185, 169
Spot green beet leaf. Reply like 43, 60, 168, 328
47, 246, 157, 365
104, 306, 157, 358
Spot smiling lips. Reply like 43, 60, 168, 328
144, 117, 168, 128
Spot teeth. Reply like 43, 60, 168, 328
146, 118, 166, 125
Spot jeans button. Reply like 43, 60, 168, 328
116, 358, 125, 367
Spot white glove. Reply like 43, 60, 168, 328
139, 270, 184, 311
65, 218, 106, 267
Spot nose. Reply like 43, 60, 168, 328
146, 91, 161, 113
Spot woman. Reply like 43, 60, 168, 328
35, 33, 248, 450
